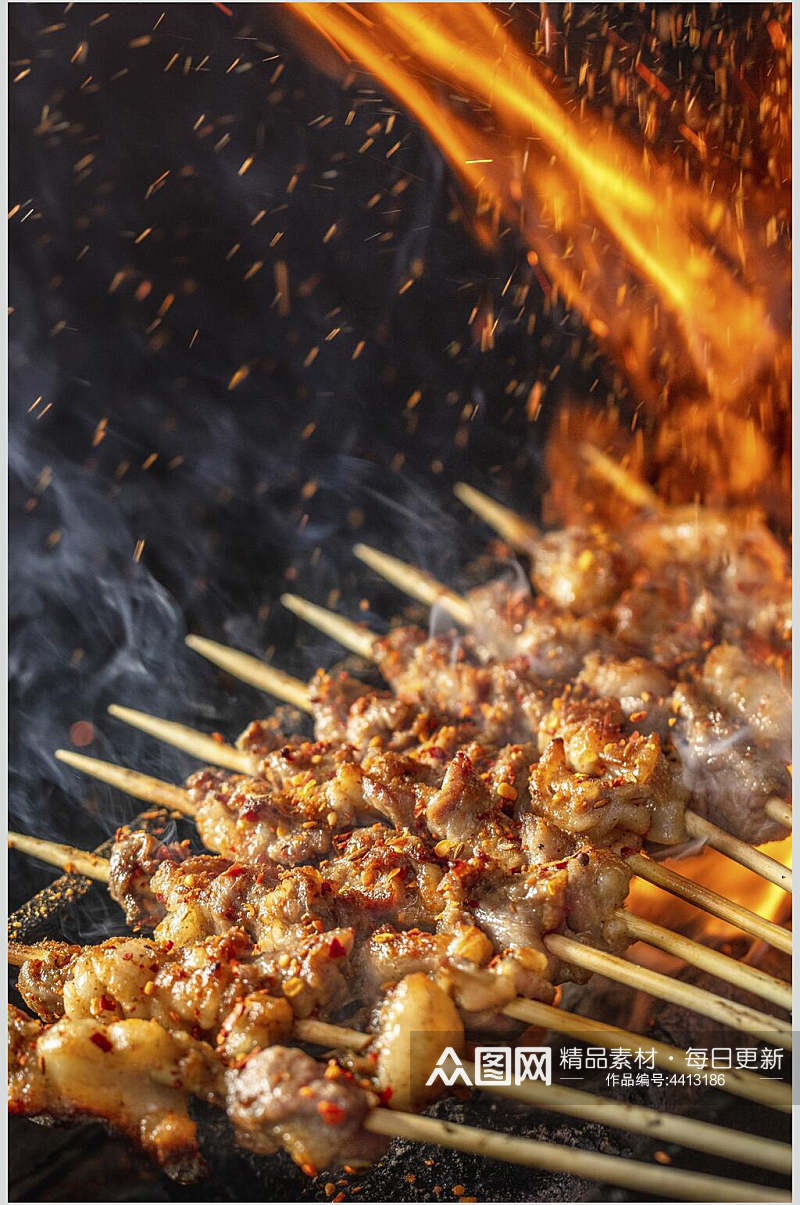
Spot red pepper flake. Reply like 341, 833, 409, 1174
328, 937, 347, 959
377, 1085, 393, 1105
90, 1032, 113, 1052
99, 994, 117, 1012
317, 1100, 346, 1125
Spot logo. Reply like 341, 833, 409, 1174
425, 1045, 552, 1088
426, 1046, 472, 1088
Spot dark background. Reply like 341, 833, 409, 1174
8, 3, 792, 1199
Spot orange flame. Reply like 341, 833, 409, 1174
628, 837, 792, 937
289, 2, 782, 409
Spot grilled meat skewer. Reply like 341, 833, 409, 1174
14, 932, 466, 1107
105, 824, 632, 1013
452, 484, 790, 646
15, 824, 789, 1043
9, 1003, 387, 1179
279, 581, 788, 847
12, 1001, 786, 1199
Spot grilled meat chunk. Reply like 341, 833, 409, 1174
186, 758, 371, 867
673, 682, 791, 844
15, 941, 80, 1022
533, 691, 687, 845
528, 526, 632, 614
9, 1007, 384, 1178
577, 653, 673, 738
371, 973, 464, 1111
108, 829, 192, 928
226, 1046, 387, 1173
700, 644, 790, 750
466, 582, 619, 678
8, 1005, 211, 1182
18, 932, 299, 1055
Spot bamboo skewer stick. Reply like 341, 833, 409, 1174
293, 1017, 370, 1051
505, 998, 791, 1114
766, 797, 792, 829
544, 934, 791, 1049
456, 1061, 791, 1178
7, 832, 111, 883
7, 946, 787, 1173
363, 1111, 787, 1202
618, 912, 792, 1012
684, 811, 791, 892
87, 709, 793, 1009
627, 853, 791, 955
453, 482, 541, 551
55, 749, 197, 817
108, 705, 250, 772
185, 634, 313, 711
353, 544, 475, 626
348, 547, 464, 623
283, 587, 793, 908
8, 837, 791, 1114
281, 593, 378, 659
577, 446, 663, 512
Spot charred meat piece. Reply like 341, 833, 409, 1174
627, 506, 788, 588
15, 940, 80, 1022
226, 1046, 387, 1173
577, 652, 673, 739
108, 829, 192, 929
17, 932, 297, 1056
9, 1006, 385, 1179
235, 709, 307, 760
186, 758, 371, 867
375, 627, 552, 744
423, 749, 528, 872
456, 847, 631, 975
466, 581, 619, 679
533, 692, 687, 845
371, 972, 464, 1111
324, 824, 446, 933
308, 669, 436, 752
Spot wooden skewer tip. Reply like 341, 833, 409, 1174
185, 634, 312, 711
107, 704, 248, 773
353, 543, 474, 627
281, 593, 377, 660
